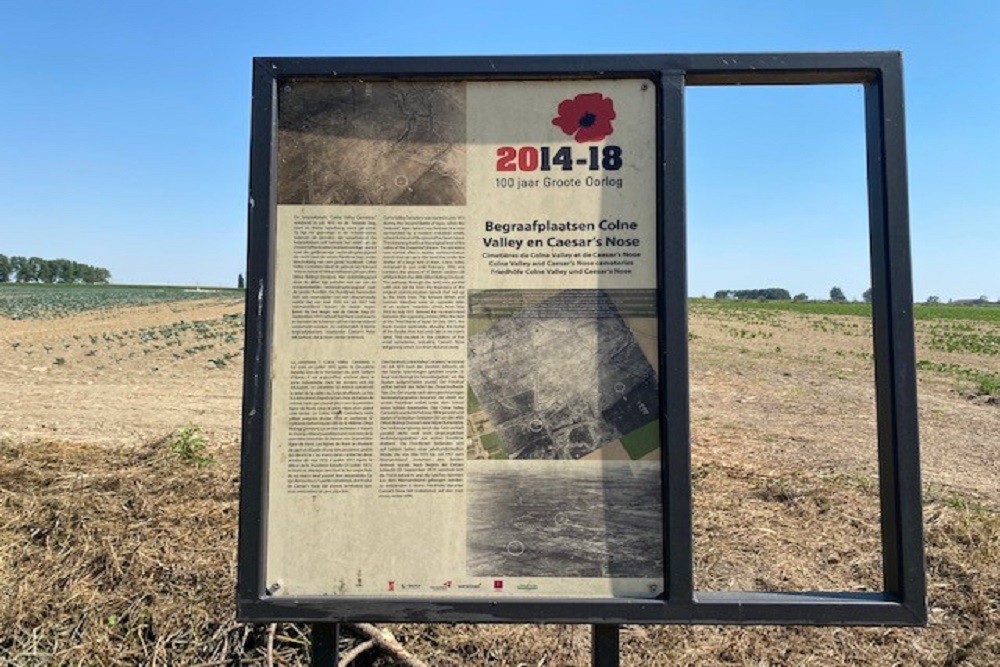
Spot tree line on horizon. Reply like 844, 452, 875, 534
713, 288, 794, 301
713, 287, 995, 305
712, 287, 861, 302
0, 254, 110, 284
713, 287, 871, 303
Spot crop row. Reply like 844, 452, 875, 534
926, 323, 1000, 356
916, 360, 1000, 397
7, 312, 244, 370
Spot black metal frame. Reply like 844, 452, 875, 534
238, 52, 925, 627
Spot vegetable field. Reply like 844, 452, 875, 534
0, 284, 243, 320
692, 298, 1000, 400
695, 297, 1000, 323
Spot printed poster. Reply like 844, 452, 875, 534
265, 79, 663, 599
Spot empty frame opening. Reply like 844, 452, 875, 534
685, 84, 883, 593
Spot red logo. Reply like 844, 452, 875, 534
552, 93, 616, 143
493, 580, 504, 590
387, 581, 395, 592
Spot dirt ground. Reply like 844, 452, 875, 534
1, 298, 997, 665
0, 298, 245, 448
686, 304, 1000, 500
3, 298, 997, 499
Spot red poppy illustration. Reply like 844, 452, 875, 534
552, 93, 616, 143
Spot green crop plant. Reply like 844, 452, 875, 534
170, 425, 213, 466
928, 327, 1000, 356
915, 359, 1000, 398
976, 375, 1000, 397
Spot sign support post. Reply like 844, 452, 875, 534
311, 623, 340, 666
591, 624, 621, 667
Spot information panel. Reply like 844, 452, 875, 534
265, 78, 662, 599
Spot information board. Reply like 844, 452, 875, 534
241, 53, 925, 628
265, 79, 663, 599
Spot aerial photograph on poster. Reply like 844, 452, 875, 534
466, 289, 659, 462
465, 462, 663, 578
277, 80, 466, 206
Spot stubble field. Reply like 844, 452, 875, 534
1, 287, 997, 665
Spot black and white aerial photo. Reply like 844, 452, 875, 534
277, 81, 466, 206
466, 462, 663, 578
467, 289, 658, 460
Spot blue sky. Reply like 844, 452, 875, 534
0, 1, 996, 301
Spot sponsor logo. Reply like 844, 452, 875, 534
493, 580, 504, 591
516, 584, 539, 591
387, 580, 395, 592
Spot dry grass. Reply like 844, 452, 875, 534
0, 437, 287, 666
1, 436, 997, 666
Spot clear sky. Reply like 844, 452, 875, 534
0, 1, 996, 301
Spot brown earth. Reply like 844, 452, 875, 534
688, 305, 1000, 501
1, 300, 998, 665
0, 298, 245, 447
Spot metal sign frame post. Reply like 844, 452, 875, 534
239, 52, 925, 665
310, 623, 339, 666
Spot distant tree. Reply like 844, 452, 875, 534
77, 265, 110, 284
714, 290, 733, 300
11, 256, 37, 282
8, 255, 24, 282
238, 273, 245, 289
76, 264, 95, 283
862, 288, 873, 303
976, 295, 990, 305
54, 259, 74, 283
793, 292, 808, 302
0, 254, 9, 282
926, 295, 941, 305
28, 258, 46, 283
39, 260, 57, 284
830, 286, 847, 303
